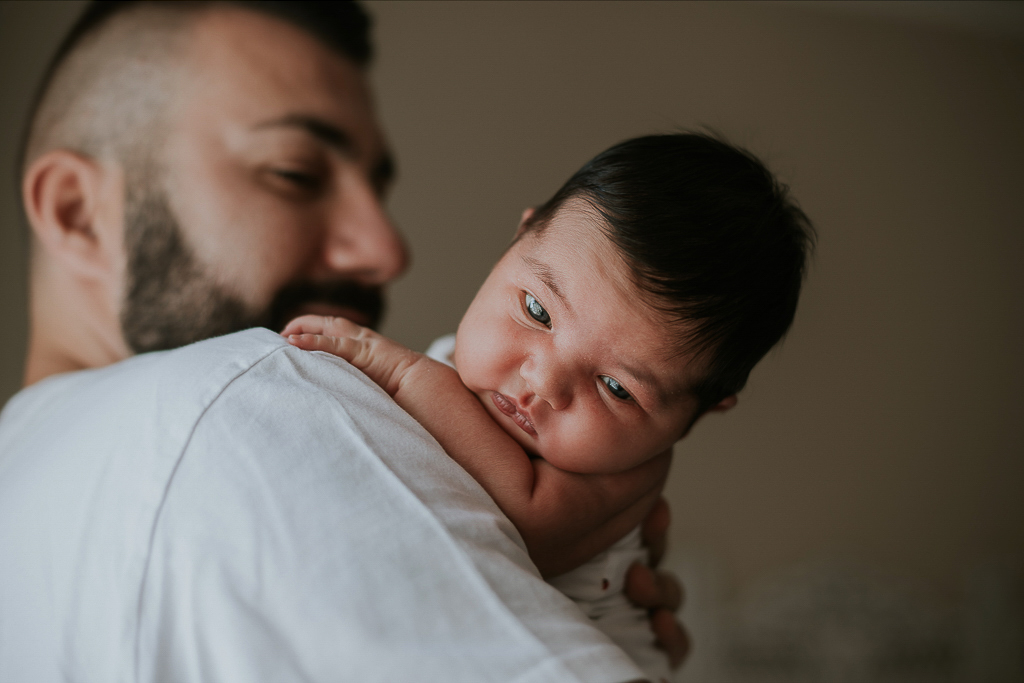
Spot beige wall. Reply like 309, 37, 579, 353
2, 1, 1022, 675
365, 0, 1024, 601
0, 2, 80, 403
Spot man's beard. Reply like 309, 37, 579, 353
120, 183, 385, 354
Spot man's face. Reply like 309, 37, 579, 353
121, 7, 408, 352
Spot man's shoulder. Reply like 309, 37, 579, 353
1, 328, 282, 421
0, 329, 320, 678
146, 327, 296, 403
0, 327, 370, 520
160, 327, 395, 411
0, 329, 644, 683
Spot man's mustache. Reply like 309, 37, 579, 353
266, 281, 386, 332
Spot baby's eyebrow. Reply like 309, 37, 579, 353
619, 361, 671, 409
522, 256, 569, 310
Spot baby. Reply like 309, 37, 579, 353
283, 133, 813, 680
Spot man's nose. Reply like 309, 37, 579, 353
322, 173, 409, 285
519, 354, 572, 411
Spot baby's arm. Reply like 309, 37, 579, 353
283, 315, 668, 577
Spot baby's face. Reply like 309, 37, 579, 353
453, 208, 701, 474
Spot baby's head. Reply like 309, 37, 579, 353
454, 133, 814, 474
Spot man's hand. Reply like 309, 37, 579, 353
625, 497, 690, 670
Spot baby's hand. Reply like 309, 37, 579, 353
282, 315, 422, 397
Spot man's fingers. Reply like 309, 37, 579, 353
650, 607, 690, 670
624, 562, 683, 612
640, 496, 670, 567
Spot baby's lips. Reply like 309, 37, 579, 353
491, 392, 538, 436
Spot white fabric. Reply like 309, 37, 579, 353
426, 334, 671, 682
0, 328, 644, 683
549, 529, 672, 683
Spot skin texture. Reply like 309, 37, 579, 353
19, 4, 688, 668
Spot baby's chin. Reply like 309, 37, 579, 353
497, 415, 544, 459
496, 423, 558, 465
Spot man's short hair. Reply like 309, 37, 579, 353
19, 0, 373, 175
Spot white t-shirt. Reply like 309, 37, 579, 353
0, 329, 644, 683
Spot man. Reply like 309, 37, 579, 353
0, 1, 685, 680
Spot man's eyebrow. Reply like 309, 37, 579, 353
254, 114, 396, 189
255, 114, 354, 151
522, 256, 568, 309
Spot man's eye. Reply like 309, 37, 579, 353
273, 169, 322, 191
524, 293, 551, 327
601, 376, 632, 401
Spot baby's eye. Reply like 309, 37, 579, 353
524, 293, 551, 327
601, 376, 632, 401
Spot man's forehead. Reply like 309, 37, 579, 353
188, 7, 354, 87
184, 8, 377, 121
167, 6, 387, 167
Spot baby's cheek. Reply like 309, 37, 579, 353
584, 429, 641, 473
450, 350, 480, 388
545, 426, 611, 474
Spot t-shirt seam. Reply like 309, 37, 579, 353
131, 342, 291, 683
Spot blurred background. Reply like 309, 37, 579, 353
2, 2, 1022, 681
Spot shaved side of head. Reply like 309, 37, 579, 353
22, 3, 197, 178
22, 1, 373, 178
20, 4, 255, 355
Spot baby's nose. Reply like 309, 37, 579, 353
520, 357, 572, 411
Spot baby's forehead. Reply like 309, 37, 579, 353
516, 206, 706, 387
530, 213, 682, 322
527, 207, 635, 285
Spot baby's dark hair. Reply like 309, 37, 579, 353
523, 133, 815, 414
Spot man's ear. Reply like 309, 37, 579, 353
22, 149, 120, 281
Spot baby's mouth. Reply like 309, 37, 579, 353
491, 392, 537, 437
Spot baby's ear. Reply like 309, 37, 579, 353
707, 394, 738, 413
679, 394, 737, 439
513, 207, 537, 238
